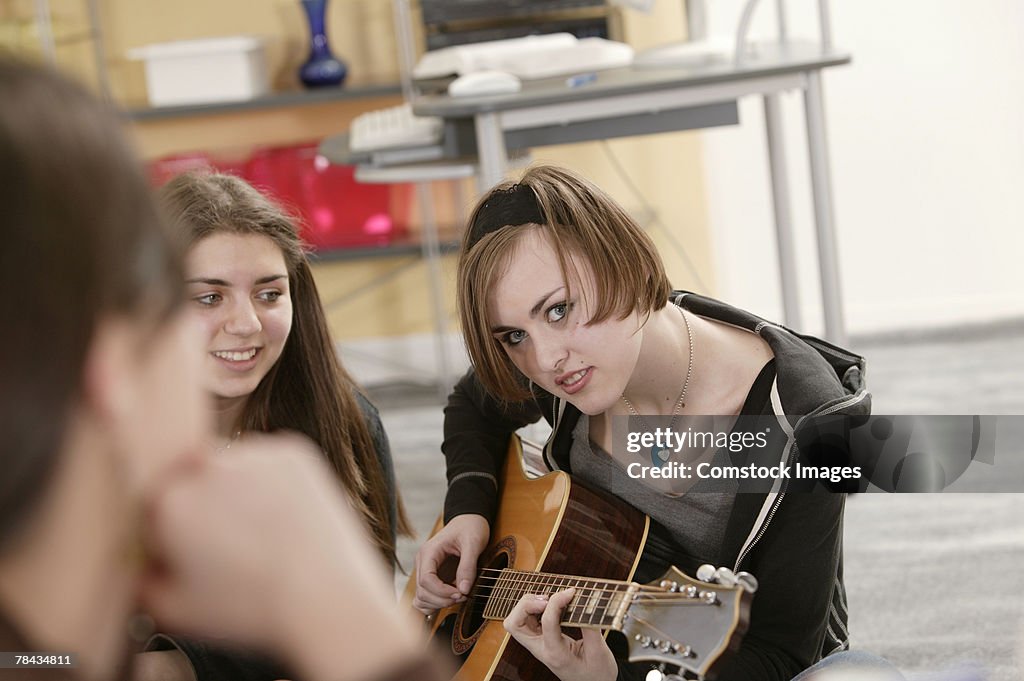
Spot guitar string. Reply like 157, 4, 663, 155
471, 578, 712, 597
472, 570, 715, 596
476, 566, 708, 592
627, 613, 677, 643
475, 567, 695, 592
475, 606, 708, 627
468, 580, 718, 601
470, 577, 618, 619
469, 581, 626, 604
470, 592, 715, 623
473, 585, 712, 626
476, 596, 711, 623
471, 573, 627, 621
465, 569, 725, 620
472, 591, 715, 607
471, 571, 631, 597
466, 577, 717, 621
468, 581, 716, 602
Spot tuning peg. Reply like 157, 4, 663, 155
698, 590, 719, 605
645, 670, 686, 681
696, 564, 717, 582
644, 666, 686, 681
672, 643, 694, 658
736, 571, 759, 593
714, 567, 738, 586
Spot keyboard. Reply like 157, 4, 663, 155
413, 33, 577, 80
500, 37, 633, 80
348, 104, 444, 153
415, 35, 633, 81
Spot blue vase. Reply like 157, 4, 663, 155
298, 0, 347, 88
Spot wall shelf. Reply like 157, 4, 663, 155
125, 82, 403, 121
127, 84, 405, 161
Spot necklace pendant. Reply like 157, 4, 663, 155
651, 446, 671, 467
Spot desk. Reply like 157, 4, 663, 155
410, 41, 852, 344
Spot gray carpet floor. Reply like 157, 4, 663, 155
361, 323, 1024, 681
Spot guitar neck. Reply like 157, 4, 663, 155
480, 569, 637, 630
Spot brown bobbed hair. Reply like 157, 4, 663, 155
0, 57, 183, 552
158, 172, 412, 564
458, 164, 672, 403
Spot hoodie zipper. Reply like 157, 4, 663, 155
734, 390, 868, 569
734, 490, 785, 571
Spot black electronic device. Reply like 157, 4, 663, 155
419, 0, 615, 51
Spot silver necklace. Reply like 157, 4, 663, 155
215, 430, 242, 454
621, 305, 694, 434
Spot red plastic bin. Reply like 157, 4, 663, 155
148, 143, 412, 252
245, 142, 411, 251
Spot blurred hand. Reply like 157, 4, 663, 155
413, 513, 489, 613
131, 650, 196, 681
138, 433, 404, 660
503, 588, 617, 681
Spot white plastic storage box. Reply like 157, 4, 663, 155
128, 36, 269, 107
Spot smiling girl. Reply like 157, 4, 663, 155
135, 172, 412, 681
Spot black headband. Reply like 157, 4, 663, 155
466, 183, 545, 250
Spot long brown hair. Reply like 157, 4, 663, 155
459, 164, 671, 402
158, 172, 412, 563
0, 57, 183, 551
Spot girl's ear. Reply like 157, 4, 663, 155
80, 316, 138, 425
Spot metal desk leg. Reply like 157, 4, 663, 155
474, 111, 509, 193
415, 181, 453, 400
763, 92, 803, 331
803, 70, 847, 346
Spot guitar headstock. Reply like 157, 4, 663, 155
620, 565, 754, 679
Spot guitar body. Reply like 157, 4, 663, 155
418, 439, 650, 681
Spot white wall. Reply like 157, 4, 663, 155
699, 1, 1024, 335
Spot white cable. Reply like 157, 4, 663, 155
600, 141, 711, 293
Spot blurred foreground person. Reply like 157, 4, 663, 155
0, 56, 439, 681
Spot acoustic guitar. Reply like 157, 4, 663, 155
405, 437, 754, 681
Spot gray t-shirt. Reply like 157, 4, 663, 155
568, 360, 777, 569
569, 415, 734, 564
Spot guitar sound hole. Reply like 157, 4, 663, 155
459, 550, 510, 641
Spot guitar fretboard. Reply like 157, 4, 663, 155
479, 569, 635, 629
